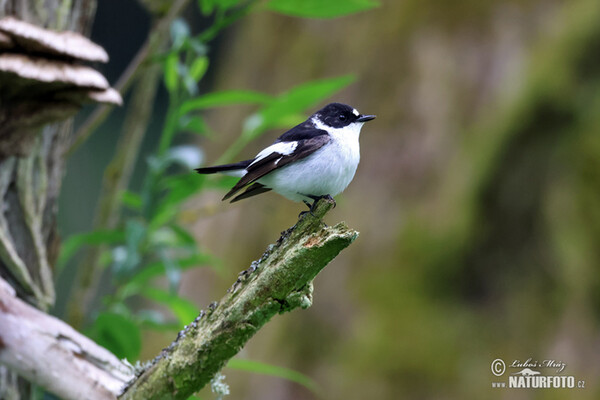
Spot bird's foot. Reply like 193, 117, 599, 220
321, 194, 336, 208
298, 200, 316, 219
306, 194, 336, 210
297, 195, 335, 225
298, 210, 311, 218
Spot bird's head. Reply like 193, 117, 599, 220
314, 103, 376, 129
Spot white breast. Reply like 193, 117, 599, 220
257, 119, 364, 202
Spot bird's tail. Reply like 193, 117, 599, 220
195, 160, 252, 175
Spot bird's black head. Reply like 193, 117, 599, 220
314, 103, 376, 128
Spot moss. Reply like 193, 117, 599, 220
120, 198, 358, 399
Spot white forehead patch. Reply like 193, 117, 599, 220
352, 108, 359, 117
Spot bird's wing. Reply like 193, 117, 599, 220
230, 182, 271, 202
222, 132, 330, 201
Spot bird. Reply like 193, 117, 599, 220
195, 102, 376, 210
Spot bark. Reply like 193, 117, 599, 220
0, 2, 98, 397
119, 199, 358, 399
0, 276, 134, 400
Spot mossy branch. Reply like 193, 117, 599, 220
119, 198, 358, 399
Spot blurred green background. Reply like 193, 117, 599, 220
58, 0, 600, 398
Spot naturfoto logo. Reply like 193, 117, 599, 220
490, 358, 585, 390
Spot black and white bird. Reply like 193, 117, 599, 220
195, 102, 375, 209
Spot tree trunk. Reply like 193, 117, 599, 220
0, 1, 97, 397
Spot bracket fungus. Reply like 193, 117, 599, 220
0, 17, 122, 157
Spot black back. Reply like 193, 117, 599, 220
276, 120, 327, 142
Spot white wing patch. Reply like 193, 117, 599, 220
249, 141, 298, 167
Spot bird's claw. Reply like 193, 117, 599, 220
304, 194, 336, 211
321, 194, 336, 208
298, 195, 335, 222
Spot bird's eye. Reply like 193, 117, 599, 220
338, 114, 347, 121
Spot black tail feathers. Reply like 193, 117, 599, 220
195, 160, 252, 174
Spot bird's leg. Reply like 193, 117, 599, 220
297, 194, 335, 223
298, 199, 314, 219
299, 195, 331, 219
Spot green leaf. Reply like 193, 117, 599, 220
149, 205, 178, 231
112, 220, 146, 278
190, 57, 209, 82
266, 0, 378, 19
179, 90, 274, 115
136, 309, 181, 331
198, 0, 242, 15
218, 0, 243, 11
180, 115, 210, 135
164, 53, 179, 93
189, 36, 208, 56
151, 174, 205, 229
149, 227, 179, 247
270, 74, 355, 118
245, 74, 356, 139
166, 145, 204, 169
160, 250, 182, 292
204, 175, 239, 190
227, 359, 321, 395
123, 253, 216, 295
183, 72, 198, 96
141, 287, 200, 326
122, 190, 143, 211
169, 224, 198, 246
87, 312, 141, 361
215, 75, 355, 163
57, 229, 125, 269
198, 0, 215, 15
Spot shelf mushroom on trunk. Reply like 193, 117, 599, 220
0, 16, 121, 157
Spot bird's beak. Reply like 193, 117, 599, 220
357, 114, 376, 122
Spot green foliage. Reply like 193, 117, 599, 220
87, 312, 142, 361
252, 75, 356, 134
164, 52, 180, 93
179, 90, 273, 114
216, 75, 356, 163
227, 358, 321, 395
141, 287, 200, 326
57, 229, 124, 270
198, 0, 244, 16
63, 0, 369, 394
267, 0, 379, 19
